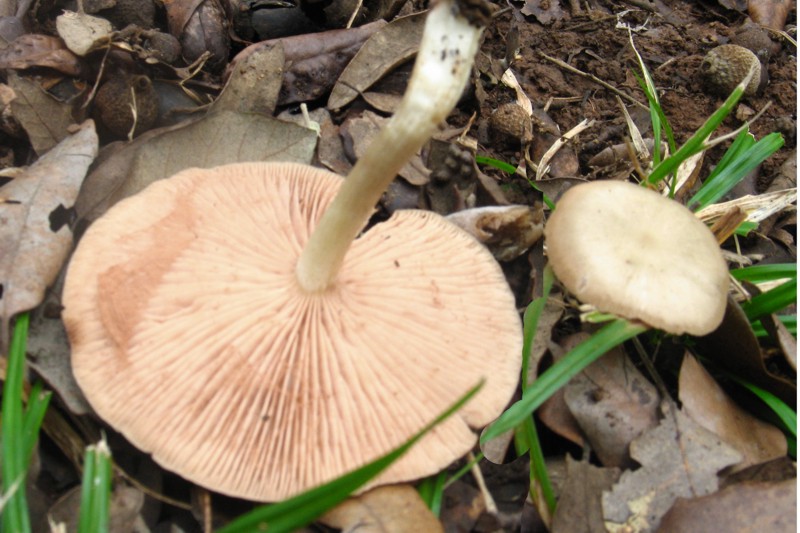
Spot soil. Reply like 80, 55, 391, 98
5, 0, 796, 531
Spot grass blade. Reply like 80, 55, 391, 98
77, 439, 113, 533
482, 319, 647, 442
688, 131, 784, 211
740, 279, 797, 320
731, 263, 797, 283
417, 472, 447, 516
218, 382, 483, 533
2, 313, 32, 533
646, 65, 753, 187
752, 315, 796, 337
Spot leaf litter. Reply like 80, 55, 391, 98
0, 0, 795, 529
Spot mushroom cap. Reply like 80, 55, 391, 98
544, 180, 729, 336
63, 162, 522, 501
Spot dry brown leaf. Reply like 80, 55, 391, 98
446, 205, 543, 262
564, 345, 660, 468
341, 110, 428, 185
47, 483, 144, 532
55, 10, 113, 56
657, 479, 796, 533
602, 402, 742, 533
76, 111, 317, 221
679, 353, 787, 471
0, 120, 98, 349
229, 21, 386, 106
551, 456, 621, 533
0, 34, 82, 75
328, 12, 425, 110
696, 296, 796, 405
521, 0, 566, 24
321, 484, 444, 532
748, 0, 792, 30
8, 73, 76, 155
212, 41, 284, 116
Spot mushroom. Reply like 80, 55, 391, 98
63, 0, 522, 502
544, 180, 729, 336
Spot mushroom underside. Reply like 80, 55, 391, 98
63, 162, 522, 501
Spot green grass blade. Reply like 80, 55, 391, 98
2, 313, 32, 533
731, 263, 797, 283
688, 131, 784, 211
740, 279, 797, 320
417, 472, 447, 516
521, 265, 555, 390
730, 377, 797, 439
475, 155, 517, 174
482, 319, 647, 442
21, 382, 51, 469
520, 417, 555, 512
218, 382, 483, 533
78, 439, 113, 533
646, 68, 751, 187
475, 154, 556, 210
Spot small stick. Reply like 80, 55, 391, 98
538, 51, 649, 111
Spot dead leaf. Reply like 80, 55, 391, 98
563, 344, 660, 468
229, 21, 386, 106
679, 353, 787, 471
602, 402, 742, 533
178, 0, 229, 69
55, 11, 113, 56
213, 41, 284, 116
164, 0, 205, 35
696, 296, 796, 406
328, 12, 425, 110
76, 111, 317, 221
657, 479, 796, 533
551, 456, 621, 533
439, 480, 486, 532
27, 272, 92, 415
9, 73, 76, 155
0, 120, 98, 350
47, 483, 145, 532
341, 110, 428, 185
521, 0, 566, 24
0, 34, 82, 75
321, 484, 444, 532
446, 205, 543, 261
748, 0, 792, 30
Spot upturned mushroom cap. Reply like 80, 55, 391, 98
63, 162, 522, 501
544, 180, 729, 336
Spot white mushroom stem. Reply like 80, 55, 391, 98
295, 0, 485, 292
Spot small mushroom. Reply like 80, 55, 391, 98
544, 181, 729, 336
64, 0, 522, 502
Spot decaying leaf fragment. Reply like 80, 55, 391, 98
0, 34, 82, 75
446, 205, 544, 261
8, 73, 76, 155
602, 402, 742, 533
657, 479, 796, 533
551, 456, 621, 533
328, 13, 425, 110
321, 484, 444, 532
563, 345, 660, 468
0, 120, 98, 349
678, 353, 787, 471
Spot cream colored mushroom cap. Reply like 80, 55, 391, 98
63, 162, 522, 501
544, 180, 728, 336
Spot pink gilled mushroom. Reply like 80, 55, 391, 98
63, 0, 522, 502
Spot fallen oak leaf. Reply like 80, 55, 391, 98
320, 484, 444, 532
0, 119, 98, 350
678, 352, 787, 471
602, 401, 742, 533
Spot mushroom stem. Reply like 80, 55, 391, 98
295, 0, 485, 292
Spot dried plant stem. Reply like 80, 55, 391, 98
539, 51, 649, 110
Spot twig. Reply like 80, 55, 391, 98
538, 51, 649, 111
